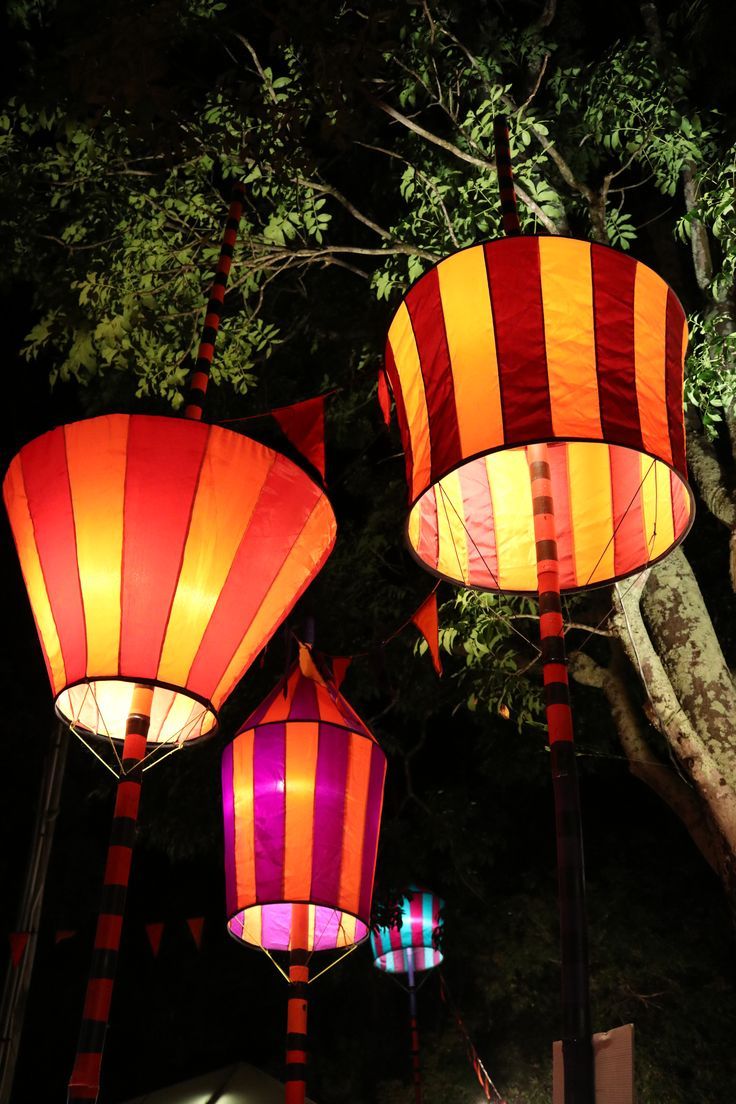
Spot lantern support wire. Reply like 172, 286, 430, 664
306, 942, 360, 983
68, 724, 120, 779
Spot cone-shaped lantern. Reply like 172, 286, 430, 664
3, 414, 336, 747
383, 121, 693, 1104
222, 649, 386, 1102
371, 889, 444, 1104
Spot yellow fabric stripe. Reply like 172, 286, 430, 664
232, 731, 257, 910
485, 451, 536, 591
283, 721, 319, 901
408, 502, 421, 553
539, 237, 603, 440
158, 433, 273, 686
567, 443, 615, 585
65, 417, 127, 677
388, 301, 432, 499
3, 459, 67, 692
641, 457, 675, 561
211, 495, 335, 709
336, 911, 357, 948
437, 245, 505, 456
435, 470, 469, 584
633, 263, 671, 464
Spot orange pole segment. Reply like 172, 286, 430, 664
527, 445, 594, 1104
285, 904, 310, 1104
67, 685, 152, 1104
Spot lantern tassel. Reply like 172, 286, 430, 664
406, 948, 422, 1104
492, 117, 521, 237
67, 685, 152, 1104
285, 904, 310, 1104
527, 445, 594, 1104
183, 181, 246, 421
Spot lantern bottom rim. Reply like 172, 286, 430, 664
55, 675, 218, 747
373, 946, 443, 974
226, 899, 369, 954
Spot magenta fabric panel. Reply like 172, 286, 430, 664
357, 744, 387, 921
314, 907, 341, 951
289, 673, 318, 721
309, 723, 349, 906
260, 903, 291, 949
253, 724, 287, 902
221, 742, 238, 918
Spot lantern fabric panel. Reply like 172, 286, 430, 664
223, 666, 386, 953
3, 414, 336, 745
371, 890, 444, 974
386, 237, 693, 594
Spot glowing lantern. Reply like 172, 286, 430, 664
222, 650, 386, 1103
371, 889, 444, 1103
383, 120, 692, 1104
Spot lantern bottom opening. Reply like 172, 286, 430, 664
407, 440, 693, 594
227, 902, 369, 953
374, 946, 443, 974
55, 677, 217, 747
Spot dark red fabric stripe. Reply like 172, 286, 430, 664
665, 290, 687, 475
591, 246, 644, 453
21, 428, 87, 684
310, 724, 349, 907
289, 675, 318, 723
404, 268, 463, 482
485, 238, 552, 446
384, 341, 415, 498
609, 447, 647, 577
357, 743, 386, 921
458, 459, 498, 587
119, 418, 210, 679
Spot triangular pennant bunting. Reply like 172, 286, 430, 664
332, 656, 352, 689
298, 642, 327, 686
411, 591, 442, 676
55, 929, 77, 944
145, 922, 164, 957
186, 917, 204, 949
377, 367, 392, 426
273, 396, 326, 479
8, 932, 29, 967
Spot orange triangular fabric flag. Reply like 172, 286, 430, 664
186, 917, 204, 949
411, 591, 442, 676
273, 396, 325, 478
145, 922, 164, 957
298, 642, 328, 686
377, 368, 391, 426
54, 929, 77, 944
332, 656, 352, 689
9, 932, 29, 967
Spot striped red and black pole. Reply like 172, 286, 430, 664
67, 685, 152, 1103
406, 948, 422, 1104
183, 181, 246, 421
285, 903, 310, 1104
492, 117, 521, 237
527, 445, 594, 1104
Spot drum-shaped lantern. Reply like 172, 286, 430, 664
385, 237, 694, 593
223, 661, 386, 952
3, 414, 336, 745
371, 889, 444, 974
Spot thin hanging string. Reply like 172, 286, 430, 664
492, 116, 521, 237
183, 181, 246, 421
439, 971, 506, 1102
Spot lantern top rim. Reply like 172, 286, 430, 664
385, 233, 687, 324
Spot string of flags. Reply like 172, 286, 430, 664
439, 973, 507, 1103
6, 917, 206, 966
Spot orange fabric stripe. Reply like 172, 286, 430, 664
567, 443, 615, 585
633, 262, 671, 465
65, 418, 128, 677
387, 301, 432, 500
3, 458, 66, 691
436, 245, 504, 458
338, 734, 374, 915
157, 433, 274, 686
232, 731, 257, 906
284, 722, 319, 901
211, 495, 336, 708
538, 238, 602, 440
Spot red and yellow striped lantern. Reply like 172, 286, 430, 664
3, 414, 336, 746
385, 236, 694, 593
222, 659, 386, 953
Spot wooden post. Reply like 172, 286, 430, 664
67, 685, 152, 1104
285, 903, 310, 1104
406, 947, 422, 1104
528, 444, 594, 1104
